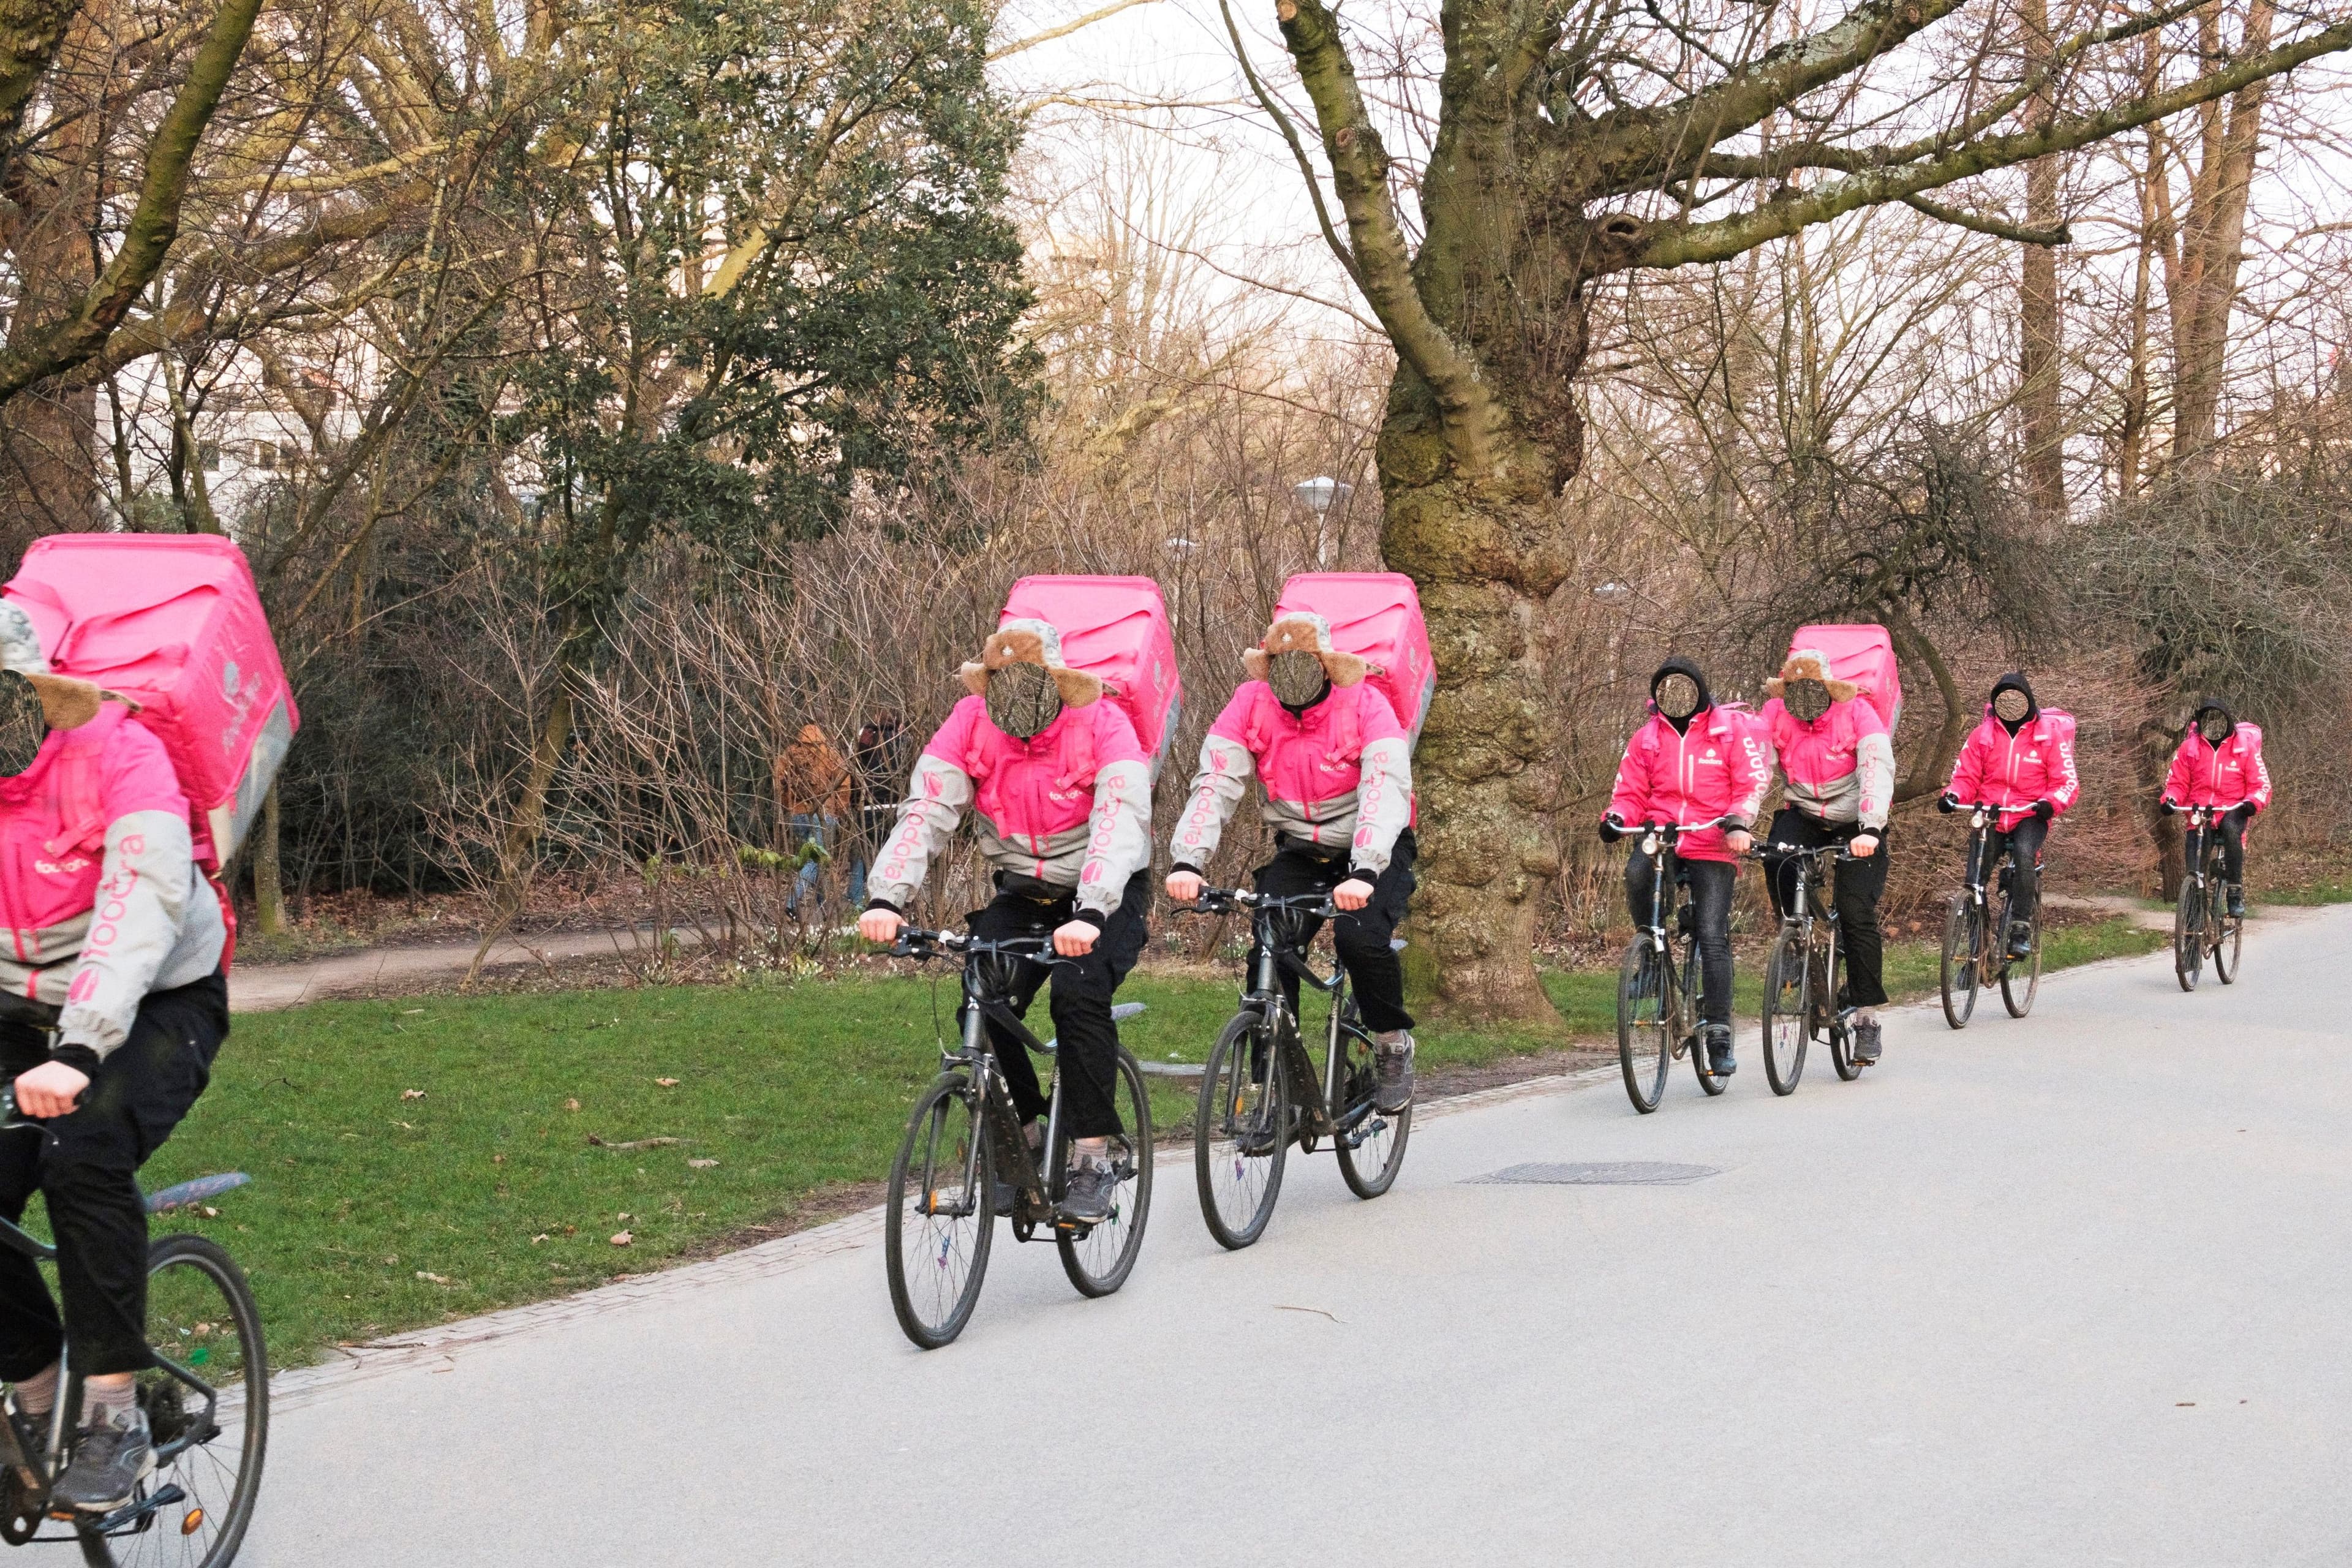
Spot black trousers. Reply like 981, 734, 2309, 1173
1626, 853, 1736, 1026
962, 870, 1148, 1140
1763, 807, 1890, 1008
1250, 829, 1417, 1035
1975, 816, 2049, 924
2185, 815, 2248, 885
0, 973, 228, 1381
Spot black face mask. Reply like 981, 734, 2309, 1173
1654, 672, 1702, 723
0, 674, 42, 777
1785, 679, 1832, 724
1992, 688, 2032, 726
1268, 649, 1327, 709
2198, 712, 2231, 746
985, 661, 1061, 740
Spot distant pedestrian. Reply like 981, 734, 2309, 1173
774, 723, 850, 914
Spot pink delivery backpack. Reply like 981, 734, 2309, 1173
1273, 573, 1435, 748
1789, 622, 1902, 732
5, 536, 300, 908
1000, 576, 1183, 782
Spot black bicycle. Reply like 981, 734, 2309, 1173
882, 929, 1153, 1349
1758, 840, 1870, 1092
1615, 823, 1728, 1113
2173, 805, 2243, 991
0, 1093, 266, 1567
1939, 804, 2043, 1028
1180, 888, 1409, 1251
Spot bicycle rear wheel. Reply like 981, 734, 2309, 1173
1939, 896, 1980, 1030
1194, 1010, 1287, 1248
2174, 882, 2204, 992
885, 1072, 995, 1349
88, 1234, 270, 1568
1616, 937, 1672, 1113
2213, 906, 2242, 984
2000, 903, 2041, 1017
1057, 1047, 1153, 1296
1761, 928, 1809, 1096
1825, 938, 1863, 1080
1333, 1018, 1411, 1199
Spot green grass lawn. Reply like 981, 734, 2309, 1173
141, 916, 2159, 1369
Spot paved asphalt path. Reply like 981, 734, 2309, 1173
237, 906, 2350, 1566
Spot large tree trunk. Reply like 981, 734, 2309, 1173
2166, 0, 2274, 469
2017, 0, 2066, 521
252, 781, 289, 936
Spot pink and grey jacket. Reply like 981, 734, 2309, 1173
1946, 708, 2080, 828
866, 695, 1152, 920
1760, 695, 1894, 832
1170, 680, 1412, 875
2162, 716, 2271, 814
1607, 706, 1772, 865
0, 704, 226, 1058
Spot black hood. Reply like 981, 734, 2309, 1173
2192, 695, 2236, 736
1988, 671, 2038, 729
1649, 657, 1713, 715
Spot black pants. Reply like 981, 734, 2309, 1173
1626, 853, 1736, 1025
0, 973, 228, 1381
962, 870, 1148, 1140
1975, 816, 2049, 924
1250, 829, 1417, 1035
1763, 808, 1890, 1008
2185, 815, 2247, 886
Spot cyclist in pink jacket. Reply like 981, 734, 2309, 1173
1600, 658, 1770, 1076
858, 619, 1154, 1224
1939, 673, 2079, 958
0, 608, 228, 1513
1758, 648, 1896, 1064
2159, 696, 2271, 919
1166, 612, 1418, 1112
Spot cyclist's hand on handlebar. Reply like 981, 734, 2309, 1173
1597, 812, 1627, 844
2030, 798, 2056, 821
858, 908, 905, 945
1332, 877, 1375, 912
1849, 833, 1880, 858
1936, 792, 1960, 815
13, 1060, 86, 1119
1165, 870, 1204, 905
1725, 828, 1754, 856
1053, 919, 1100, 957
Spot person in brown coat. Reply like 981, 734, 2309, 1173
774, 723, 850, 913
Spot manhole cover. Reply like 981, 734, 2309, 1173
1467, 1161, 1720, 1186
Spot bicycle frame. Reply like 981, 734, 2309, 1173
1768, 842, 1852, 1041
1632, 823, 1716, 1047
1185, 889, 1379, 1147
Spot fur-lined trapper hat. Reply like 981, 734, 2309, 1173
1240, 612, 1367, 687
0, 603, 107, 729
1762, 648, 1857, 704
959, 618, 1102, 706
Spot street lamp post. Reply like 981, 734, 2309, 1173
1292, 475, 1353, 568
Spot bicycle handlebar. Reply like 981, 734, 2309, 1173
889, 929, 1081, 966
1170, 887, 1340, 920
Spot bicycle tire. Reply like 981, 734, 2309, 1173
2000, 903, 2041, 1017
884, 1072, 995, 1349
1194, 1010, 1287, 1247
88, 1234, 270, 1568
2213, 904, 2242, 984
1761, 927, 1809, 1096
1616, 938, 1673, 1113
1939, 895, 1979, 1030
1826, 936, 1863, 1081
1057, 1046, 1153, 1296
2174, 881, 2203, 992
1333, 1018, 1411, 1199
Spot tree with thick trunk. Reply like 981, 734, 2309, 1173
1237, 0, 2352, 1019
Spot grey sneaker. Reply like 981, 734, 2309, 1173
1700, 1023, 1735, 1076
2226, 884, 2246, 920
1374, 1031, 1415, 1114
1850, 1016, 1883, 1065
1058, 1159, 1117, 1226
52, 1403, 150, 1513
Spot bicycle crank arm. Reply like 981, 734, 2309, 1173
69, 1482, 186, 1534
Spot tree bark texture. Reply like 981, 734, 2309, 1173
2016, 0, 2066, 521
252, 780, 288, 937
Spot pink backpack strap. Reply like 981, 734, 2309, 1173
1325, 690, 1362, 764
1055, 712, 1098, 790
43, 712, 119, 855
1242, 685, 1280, 755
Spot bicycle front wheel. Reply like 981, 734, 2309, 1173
1761, 928, 1809, 1096
1194, 1010, 1288, 1248
2001, 905, 2041, 1017
2174, 882, 2204, 992
1616, 937, 1673, 1113
1940, 896, 1980, 1030
96, 1234, 270, 1568
1333, 1019, 1411, 1199
1057, 1047, 1153, 1297
885, 1072, 995, 1349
